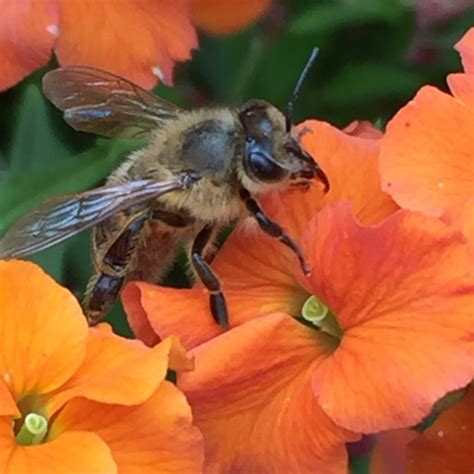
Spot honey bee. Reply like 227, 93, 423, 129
0, 48, 329, 328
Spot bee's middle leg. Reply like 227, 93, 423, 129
191, 224, 229, 329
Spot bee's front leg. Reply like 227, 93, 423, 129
239, 188, 311, 276
191, 224, 229, 329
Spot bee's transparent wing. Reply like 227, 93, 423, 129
43, 66, 182, 138
0, 174, 198, 259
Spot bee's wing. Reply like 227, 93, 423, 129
0, 174, 197, 259
43, 66, 182, 138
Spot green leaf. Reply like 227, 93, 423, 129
6, 79, 96, 173
320, 62, 422, 108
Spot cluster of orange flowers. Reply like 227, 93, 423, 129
0, 0, 270, 91
1, 1, 473, 472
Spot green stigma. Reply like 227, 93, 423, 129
16, 413, 48, 445
302, 295, 342, 338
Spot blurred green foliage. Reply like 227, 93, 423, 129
0, 1, 472, 472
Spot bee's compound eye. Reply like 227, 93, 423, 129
245, 139, 287, 183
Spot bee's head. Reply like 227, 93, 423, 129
237, 48, 329, 193
238, 99, 329, 193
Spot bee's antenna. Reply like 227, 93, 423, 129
285, 47, 319, 132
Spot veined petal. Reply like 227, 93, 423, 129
0, 260, 87, 402
0, 418, 116, 474
120, 284, 160, 347
47, 328, 192, 413
407, 386, 474, 473
55, 0, 197, 88
123, 284, 224, 350
380, 85, 474, 246
455, 27, 474, 73
180, 313, 359, 473
299, 204, 474, 432
190, 0, 271, 35
448, 72, 474, 104
51, 382, 204, 474
0, 0, 58, 91
0, 379, 19, 418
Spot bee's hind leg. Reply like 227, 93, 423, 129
191, 223, 229, 329
83, 210, 150, 325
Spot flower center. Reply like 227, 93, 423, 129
301, 295, 342, 338
15, 413, 48, 445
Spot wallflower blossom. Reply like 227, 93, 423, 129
371, 386, 474, 474
380, 27, 474, 249
0, 260, 203, 473
124, 117, 474, 472
0, 0, 271, 92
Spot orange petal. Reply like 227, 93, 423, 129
51, 381, 204, 474
299, 203, 474, 432
190, 0, 271, 35
120, 283, 160, 347
370, 429, 418, 474
448, 72, 474, 105
455, 27, 474, 73
407, 386, 474, 474
264, 120, 398, 240
343, 120, 384, 139
180, 313, 359, 473
380, 85, 474, 246
123, 225, 309, 348
0, 378, 19, 418
55, 0, 197, 88
0, 0, 57, 91
123, 283, 224, 350
0, 260, 87, 403
47, 328, 191, 413
0, 418, 116, 474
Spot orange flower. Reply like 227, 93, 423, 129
0, 0, 271, 92
124, 120, 397, 346
371, 386, 474, 474
123, 117, 474, 473
0, 260, 203, 473
380, 27, 474, 249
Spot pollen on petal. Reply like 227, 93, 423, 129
46, 24, 59, 37
151, 66, 165, 81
